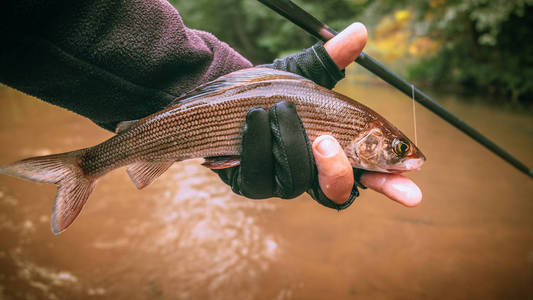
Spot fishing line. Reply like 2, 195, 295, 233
258, 0, 533, 179
411, 84, 418, 146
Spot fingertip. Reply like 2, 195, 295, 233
345, 22, 367, 56
352, 22, 368, 38
312, 135, 349, 175
360, 173, 422, 207
245, 106, 268, 124
247, 106, 267, 114
325, 22, 368, 70
393, 182, 422, 207
313, 135, 339, 158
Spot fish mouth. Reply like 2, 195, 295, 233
387, 157, 425, 173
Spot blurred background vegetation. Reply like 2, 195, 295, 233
169, 0, 533, 106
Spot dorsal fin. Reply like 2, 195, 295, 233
167, 67, 310, 107
115, 119, 139, 134
114, 68, 308, 133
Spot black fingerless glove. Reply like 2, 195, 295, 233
214, 101, 360, 210
215, 42, 365, 210
259, 42, 345, 89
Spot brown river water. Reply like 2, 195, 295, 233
0, 76, 532, 300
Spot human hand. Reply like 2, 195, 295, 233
216, 22, 421, 209
316, 22, 422, 206
214, 101, 358, 209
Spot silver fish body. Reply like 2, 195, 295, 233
0, 67, 425, 234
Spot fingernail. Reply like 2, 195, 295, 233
316, 136, 339, 157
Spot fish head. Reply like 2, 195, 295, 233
346, 120, 425, 173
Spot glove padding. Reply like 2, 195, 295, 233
214, 101, 360, 210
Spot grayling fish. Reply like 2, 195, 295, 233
0, 68, 425, 234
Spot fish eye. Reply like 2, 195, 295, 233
393, 139, 410, 156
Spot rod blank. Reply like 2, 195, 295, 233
257, 0, 532, 178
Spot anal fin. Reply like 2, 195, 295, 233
202, 156, 241, 169
126, 161, 173, 189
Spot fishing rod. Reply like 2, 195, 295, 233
257, 0, 533, 179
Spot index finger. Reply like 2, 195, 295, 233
360, 172, 422, 207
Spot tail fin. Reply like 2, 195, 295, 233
0, 149, 95, 235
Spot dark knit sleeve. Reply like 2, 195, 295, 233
259, 42, 345, 89
0, 0, 252, 131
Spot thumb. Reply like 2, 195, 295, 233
312, 135, 354, 204
324, 22, 368, 70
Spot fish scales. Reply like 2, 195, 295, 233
0, 67, 425, 234
82, 82, 371, 178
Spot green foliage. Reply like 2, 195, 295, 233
169, 0, 533, 104
169, 0, 366, 64
406, 0, 533, 103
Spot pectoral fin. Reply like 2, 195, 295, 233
202, 156, 241, 169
